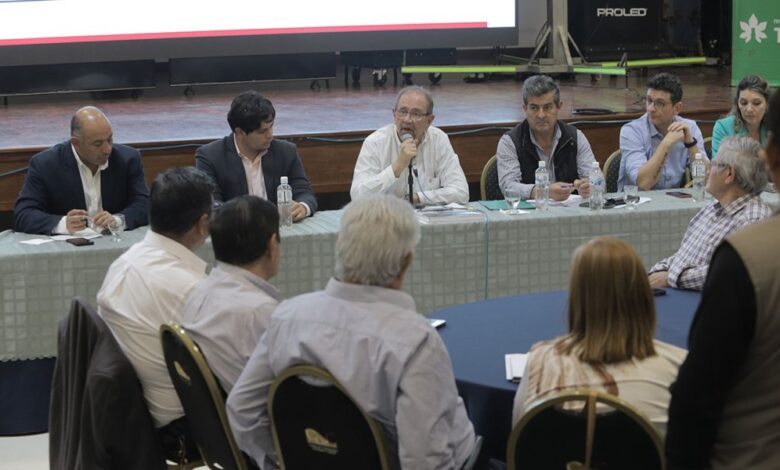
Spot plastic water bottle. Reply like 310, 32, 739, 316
589, 161, 605, 211
534, 161, 549, 211
692, 153, 706, 202
277, 176, 293, 227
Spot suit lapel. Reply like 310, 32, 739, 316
227, 135, 249, 197
262, 144, 276, 203
63, 144, 88, 210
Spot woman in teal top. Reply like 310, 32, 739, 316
711, 75, 770, 158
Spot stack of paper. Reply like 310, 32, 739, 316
416, 204, 485, 225
505, 353, 528, 383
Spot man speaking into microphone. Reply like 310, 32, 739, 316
350, 86, 469, 204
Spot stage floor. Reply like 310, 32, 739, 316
0, 65, 734, 150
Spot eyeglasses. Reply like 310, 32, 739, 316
394, 109, 430, 122
645, 97, 670, 110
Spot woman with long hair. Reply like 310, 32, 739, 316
512, 237, 687, 435
711, 75, 770, 158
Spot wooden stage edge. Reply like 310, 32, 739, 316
0, 111, 721, 213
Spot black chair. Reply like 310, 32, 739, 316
603, 149, 622, 193
160, 323, 251, 470
268, 365, 392, 470
507, 389, 664, 470
480, 155, 502, 200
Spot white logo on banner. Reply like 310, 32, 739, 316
740, 14, 768, 43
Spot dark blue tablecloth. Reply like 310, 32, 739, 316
433, 289, 701, 460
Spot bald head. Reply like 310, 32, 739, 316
69, 106, 114, 172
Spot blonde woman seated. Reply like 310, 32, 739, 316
512, 237, 687, 436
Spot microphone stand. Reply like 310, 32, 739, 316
408, 161, 414, 205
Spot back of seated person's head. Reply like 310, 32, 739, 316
565, 237, 656, 364
210, 195, 279, 266
228, 91, 276, 134
714, 136, 768, 195
150, 167, 214, 238
647, 73, 683, 103
334, 195, 420, 287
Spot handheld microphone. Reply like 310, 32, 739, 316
401, 132, 414, 143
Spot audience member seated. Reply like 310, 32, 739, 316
196, 90, 317, 222
711, 75, 770, 158
350, 86, 469, 204
497, 74, 595, 201
513, 237, 686, 437
618, 73, 708, 191
182, 195, 281, 392
14, 106, 149, 235
97, 167, 213, 462
226, 195, 476, 469
666, 89, 780, 469
649, 136, 771, 290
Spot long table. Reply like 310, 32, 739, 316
0, 190, 725, 363
434, 289, 701, 460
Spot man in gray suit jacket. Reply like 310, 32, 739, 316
196, 91, 317, 222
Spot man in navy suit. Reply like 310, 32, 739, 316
196, 91, 317, 222
14, 106, 149, 235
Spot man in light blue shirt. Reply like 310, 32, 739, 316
619, 73, 708, 191
182, 195, 281, 393
226, 195, 476, 469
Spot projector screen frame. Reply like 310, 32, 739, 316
0, 27, 519, 67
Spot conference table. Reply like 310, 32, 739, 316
0, 189, 767, 434
434, 289, 701, 460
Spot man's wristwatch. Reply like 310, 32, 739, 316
684, 137, 698, 148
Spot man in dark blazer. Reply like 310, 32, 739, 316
14, 106, 149, 235
196, 91, 317, 222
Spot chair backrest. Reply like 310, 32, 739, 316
268, 364, 392, 470
603, 150, 621, 193
480, 155, 502, 200
160, 323, 249, 470
507, 389, 664, 470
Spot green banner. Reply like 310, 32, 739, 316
732, 0, 780, 86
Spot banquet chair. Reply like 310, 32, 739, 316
603, 149, 621, 193
506, 389, 664, 470
160, 323, 252, 470
480, 155, 502, 200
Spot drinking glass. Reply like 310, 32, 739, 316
108, 214, 126, 242
624, 185, 639, 209
504, 188, 523, 215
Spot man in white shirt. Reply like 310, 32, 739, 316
14, 106, 149, 235
97, 167, 213, 462
227, 195, 476, 469
183, 195, 281, 392
350, 86, 469, 205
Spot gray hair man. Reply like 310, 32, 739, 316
350, 86, 469, 204
497, 74, 598, 201
649, 135, 771, 290
666, 89, 780, 468
227, 194, 476, 469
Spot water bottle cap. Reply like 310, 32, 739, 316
695, 153, 703, 160
538, 161, 546, 168
280, 176, 288, 184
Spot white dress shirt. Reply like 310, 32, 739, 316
97, 230, 208, 427
182, 262, 281, 392
227, 278, 475, 470
53, 144, 109, 234
350, 124, 469, 204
